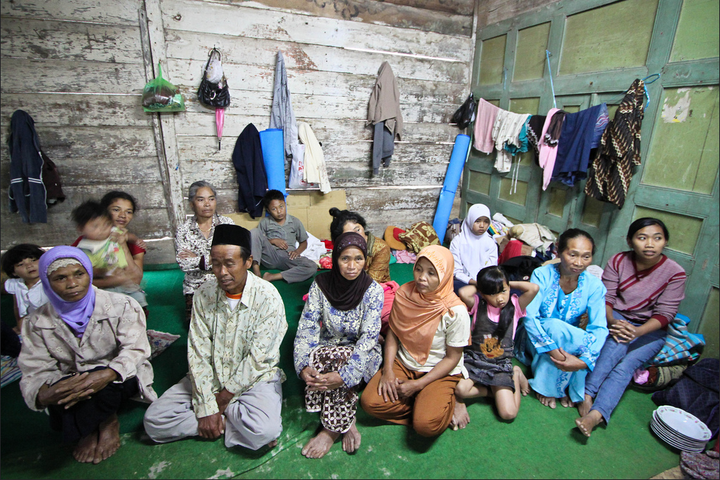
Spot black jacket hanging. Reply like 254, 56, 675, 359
232, 124, 267, 218
8, 110, 47, 223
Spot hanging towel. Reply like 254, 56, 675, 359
473, 98, 501, 154
269, 51, 299, 162
368, 62, 403, 173
585, 79, 645, 208
298, 122, 332, 194
8, 110, 47, 223
232, 123, 267, 218
552, 104, 607, 187
491, 110, 531, 173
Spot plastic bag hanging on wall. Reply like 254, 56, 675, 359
142, 62, 185, 113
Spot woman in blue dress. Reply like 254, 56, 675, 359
523, 229, 608, 409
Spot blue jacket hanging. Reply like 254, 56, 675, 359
232, 123, 267, 218
8, 110, 47, 223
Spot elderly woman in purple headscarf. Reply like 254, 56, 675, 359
18, 246, 156, 465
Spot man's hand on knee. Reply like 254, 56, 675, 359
198, 413, 225, 439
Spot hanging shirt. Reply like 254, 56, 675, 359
491, 110, 531, 173
552, 104, 608, 187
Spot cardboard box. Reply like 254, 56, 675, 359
226, 190, 346, 241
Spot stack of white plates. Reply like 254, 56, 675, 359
650, 406, 711, 453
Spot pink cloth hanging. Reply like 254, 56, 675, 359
538, 108, 561, 191
473, 98, 501, 154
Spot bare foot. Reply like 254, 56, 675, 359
450, 400, 470, 430
302, 428, 340, 459
73, 430, 99, 463
575, 410, 603, 437
94, 414, 121, 464
578, 394, 593, 417
536, 393, 557, 409
262, 272, 283, 282
513, 366, 530, 396
342, 421, 361, 454
266, 439, 278, 448
560, 396, 575, 408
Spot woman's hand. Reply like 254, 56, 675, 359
37, 368, 118, 409
378, 370, 400, 403
550, 348, 587, 372
301, 367, 344, 391
610, 320, 638, 343
395, 378, 422, 399
178, 249, 198, 259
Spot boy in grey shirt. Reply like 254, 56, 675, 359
251, 190, 318, 283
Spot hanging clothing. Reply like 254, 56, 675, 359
40, 150, 65, 208
8, 110, 47, 223
551, 104, 607, 187
368, 62, 403, 173
372, 121, 395, 174
449, 204, 498, 284
297, 122, 331, 194
473, 98, 502, 154
232, 123, 267, 218
269, 51, 298, 161
491, 110, 531, 173
526, 115, 546, 160
585, 79, 646, 208
537, 108, 565, 190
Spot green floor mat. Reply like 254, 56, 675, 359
0, 264, 684, 479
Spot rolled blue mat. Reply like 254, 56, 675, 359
433, 134, 471, 243
259, 128, 288, 198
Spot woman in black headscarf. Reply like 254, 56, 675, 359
293, 232, 383, 459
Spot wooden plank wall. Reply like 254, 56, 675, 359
0, 0, 475, 262
161, 0, 475, 237
0, 0, 176, 261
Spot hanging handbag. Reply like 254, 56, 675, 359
197, 48, 230, 108
451, 93, 477, 130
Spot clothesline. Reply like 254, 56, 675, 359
471, 77, 648, 207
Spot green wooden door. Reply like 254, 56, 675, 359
464, 0, 719, 356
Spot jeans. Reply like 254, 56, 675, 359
584, 311, 666, 424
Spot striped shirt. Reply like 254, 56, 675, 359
602, 252, 686, 328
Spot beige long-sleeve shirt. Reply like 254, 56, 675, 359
188, 273, 288, 419
18, 287, 157, 411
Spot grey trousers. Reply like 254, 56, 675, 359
372, 121, 394, 174
143, 372, 283, 450
250, 228, 317, 283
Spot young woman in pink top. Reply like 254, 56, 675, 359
576, 218, 686, 437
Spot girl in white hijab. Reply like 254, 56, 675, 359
450, 204, 498, 293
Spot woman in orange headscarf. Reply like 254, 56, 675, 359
360, 245, 471, 437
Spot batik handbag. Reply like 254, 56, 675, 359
197, 47, 230, 108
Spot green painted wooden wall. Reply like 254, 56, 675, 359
465, 0, 719, 357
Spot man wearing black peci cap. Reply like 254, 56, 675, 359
144, 224, 288, 450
